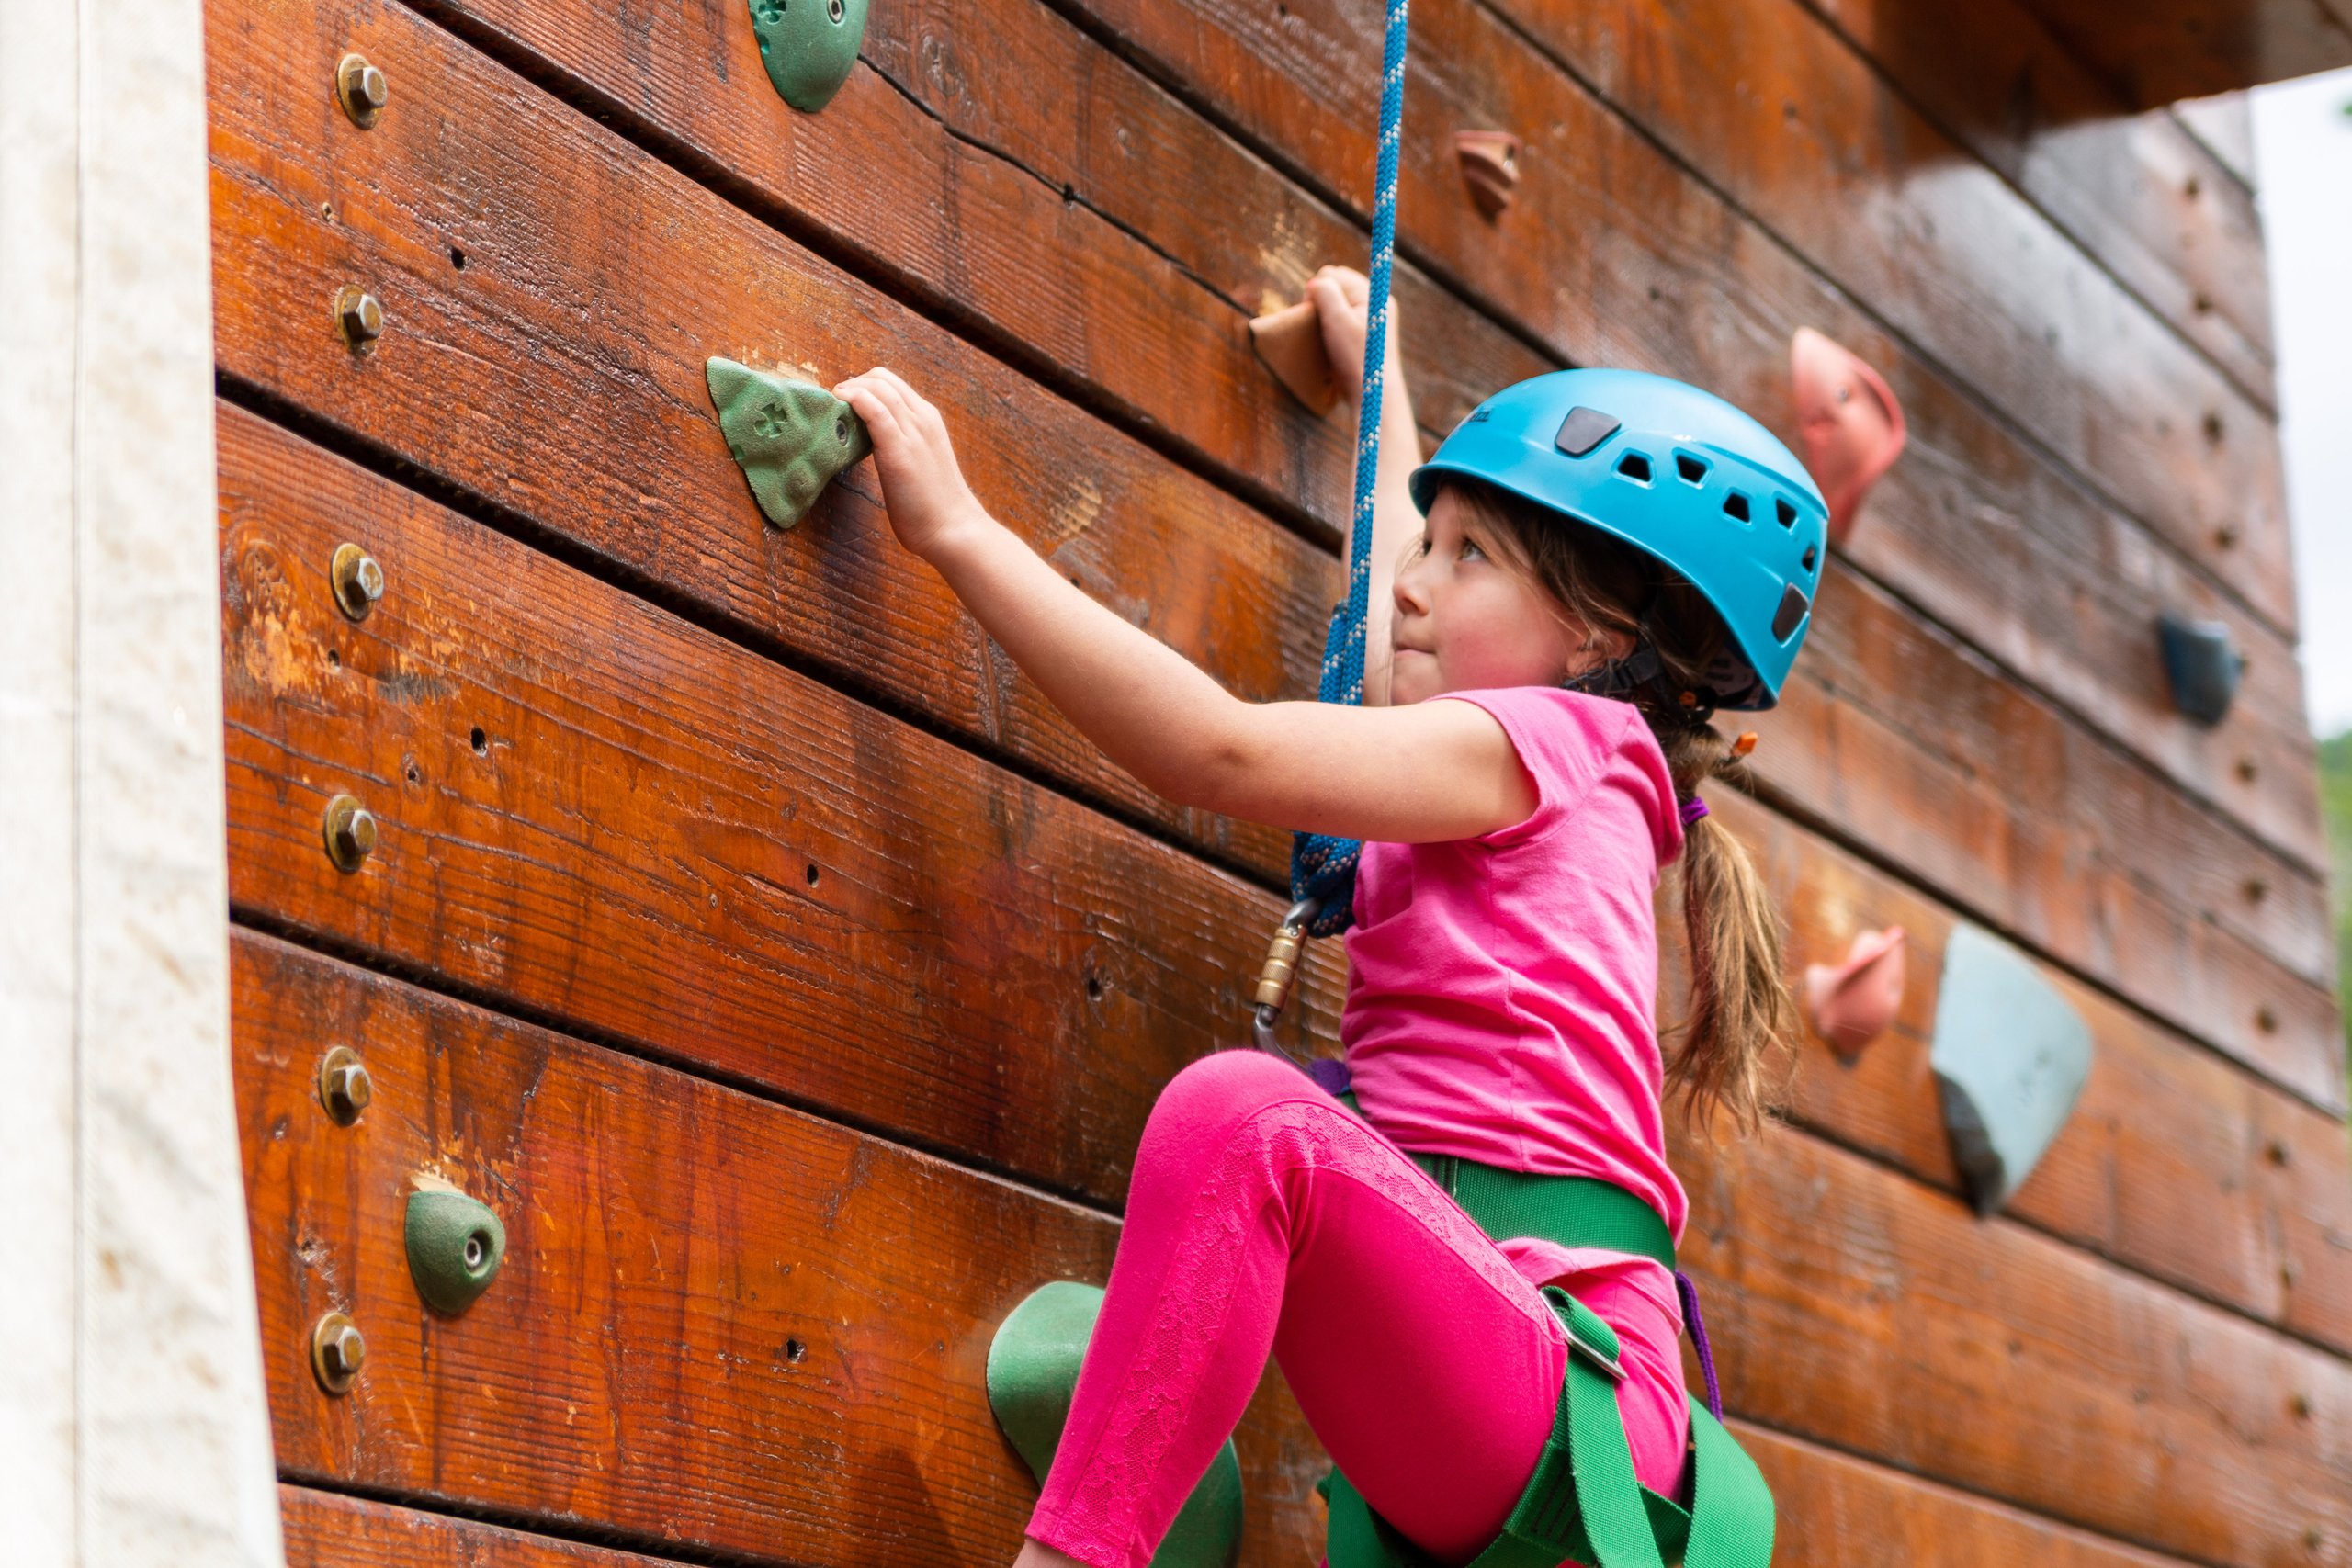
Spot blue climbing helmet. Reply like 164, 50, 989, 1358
1408, 367, 1827, 710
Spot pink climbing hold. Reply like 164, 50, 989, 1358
1790, 327, 1906, 546
1805, 926, 1908, 1060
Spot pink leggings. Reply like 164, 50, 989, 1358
1028, 1051, 1680, 1568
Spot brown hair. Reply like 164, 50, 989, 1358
1440, 476, 1799, 1134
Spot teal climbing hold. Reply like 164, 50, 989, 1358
404, 1186, 508, 1314
1929, 924, 2093, 1216
706, 357, 871, 529
747, 0, 869, 113
988, 1282, 1243, 1568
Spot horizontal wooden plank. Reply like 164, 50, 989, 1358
207, 0, 2338, 1085
1798, 0, 2273, 401
220, 404, 1345, 1205
1048, 0, 2299, 637
279, 1427, 2233, 1568
1712, 788, 2352, 1352
1737, 1425, 2188, 1568
234, 934, 1327, 1568
2015, 0, 2352, 106
1672, 1113, 2352, 1568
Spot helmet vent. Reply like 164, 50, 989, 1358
1776, 496, 1799, 528
1675, 453, 1711, 485
1723, 491, 1752, 524
1615, 451, 1654, 484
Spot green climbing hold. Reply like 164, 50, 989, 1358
988, 1282, 1243, 1568
706, 357, 872, 529
404, 1185, 508, 1314
747, 0, 870, 113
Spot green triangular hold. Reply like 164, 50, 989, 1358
706, 356, 871, 529
987, 1282, 1243, 1568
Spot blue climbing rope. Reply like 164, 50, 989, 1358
1288, 0, 1411, 940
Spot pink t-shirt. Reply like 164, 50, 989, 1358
1340, 685, 1692, 1493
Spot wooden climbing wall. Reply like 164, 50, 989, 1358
205, 0, 2352, 1563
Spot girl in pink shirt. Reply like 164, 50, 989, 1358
834, 266, 1813, 1568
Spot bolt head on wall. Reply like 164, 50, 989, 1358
310, 1311, 367, 1394
335, 51, 389, 128
334, 285, 384, 348
331, 542, 385, 620
322, 794, 379, 873
316, 1045, 373, 1124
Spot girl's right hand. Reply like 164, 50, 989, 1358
834, 367, 990, 560
1305, 265, 1403, 408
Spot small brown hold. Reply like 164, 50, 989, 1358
335, 284, 384, 347
2213, 519, 2241, 550
2255, 1003, 2279, 1034
330, 542, 385, 620
2267, 1136, 2292, 1168
2290, 1391, 2312, 1420
1454, 130, 1522, 218
335, 51, 389, 129
316, 1045, 373, 1125
1247, 299, 1338, 417
2236, 755, 2259, 784
322, 794, 379, 874
310, 1311, 367, 1395
2244, 875, 2268, 905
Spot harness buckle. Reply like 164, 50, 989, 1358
1567, 1325, 1626, 1383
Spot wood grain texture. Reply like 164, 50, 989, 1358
1673, 1115, 2352, 1568
238, 931, 2352, 1568
1045, 0, 2300, 637
220, 404, 1343, 1207
1796, 0, 2273, 400
2014, 0, 2352, 107
1711, 789, 2352, 1355
278, 1429, 2242, 1568
208, 0, 1328, 882
234, 934, 1328, 1568
205, 0, 2339, 1089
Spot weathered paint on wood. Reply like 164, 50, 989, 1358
203, 7, 2338, 1096
233, 933, 1328, 1568
220, 405, 1343, 1208
413, 0, 2326, 874
1798, 0, 2273, 398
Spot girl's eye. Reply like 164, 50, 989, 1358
1458, 538, 1487, 561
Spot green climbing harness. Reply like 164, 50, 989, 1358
1313, 1108, 1777, 1568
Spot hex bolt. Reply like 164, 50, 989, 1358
335, 285, 385, 347
322, 794, 379, 874
330, 542, 385, 620
316, 1045, 373, 1125
310, 1311, 367, 1395
336, 52, 390, 128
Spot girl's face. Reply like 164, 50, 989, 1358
1387, 491, 1621, 705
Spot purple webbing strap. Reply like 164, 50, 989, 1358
1675, 1269, 1724, 1421
1308, 1057, 1354, 1098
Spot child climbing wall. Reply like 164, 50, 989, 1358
205, 0, 2352, 1564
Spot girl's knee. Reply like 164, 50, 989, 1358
1137, 1051, 1323, 1170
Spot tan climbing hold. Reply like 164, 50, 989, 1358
1249, 299, 1339, 417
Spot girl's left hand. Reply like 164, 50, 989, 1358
834, 368, 989, 559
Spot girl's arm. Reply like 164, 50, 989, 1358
1306, 266, 1424, 709
833, 368, 1533, 845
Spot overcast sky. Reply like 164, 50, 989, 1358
2252, 69, 2352, 739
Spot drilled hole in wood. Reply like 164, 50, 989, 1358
1086, 973, 1105, 1001
786, 1338, 807, 1362
405, 762, 422, 786
327, 649, 341, 669
2256, 1004, 2279, 1033
806, 863, 821, 887
469, 726, 488, 754
450, 246, 467, 269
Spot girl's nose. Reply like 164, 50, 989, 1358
1393, 551, 1432, 616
